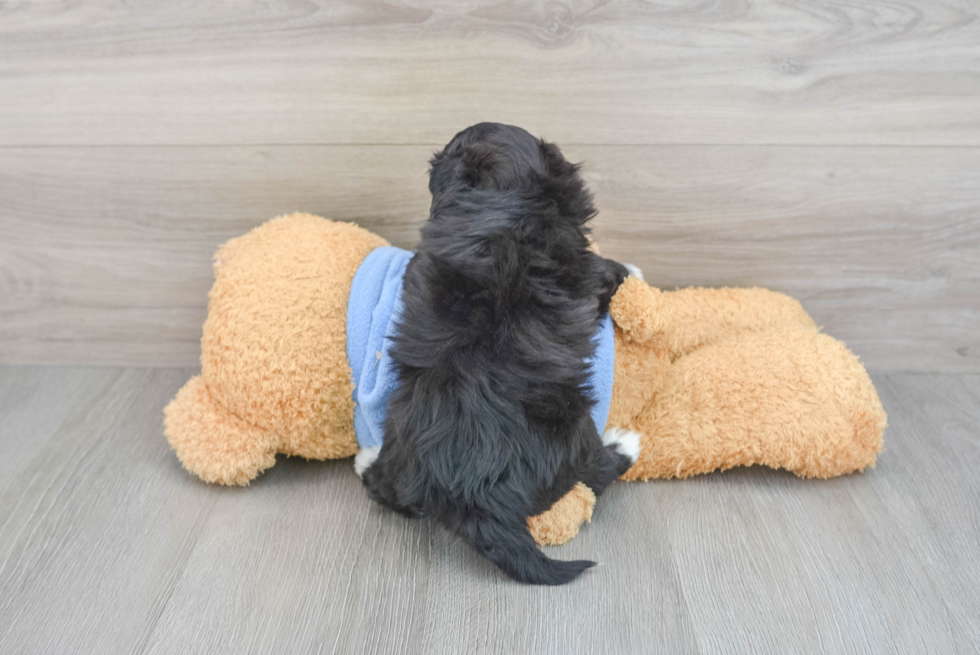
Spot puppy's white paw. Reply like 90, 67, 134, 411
354, 445, 381, 478
602, 427, 642, 464
623, 263, 644, 281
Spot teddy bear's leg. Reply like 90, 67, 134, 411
527, 482, 596, 546
521, 429, 639, 547
164, 376, 279, 486
661, 287, 817, 358
625, 328, 886, 480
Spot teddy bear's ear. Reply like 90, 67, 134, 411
610, 277, 670, 343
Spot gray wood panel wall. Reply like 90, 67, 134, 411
1, 0, 978, 371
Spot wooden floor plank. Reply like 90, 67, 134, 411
0, 368, 977, 653
0, 368, 218, 655
865, 374, 980, 649
1, 1, 978, 146
413, 482, 701, 655
659, 372, 980, 653
2, 145, 977, 372
140, 417, 700, 655
0, 368, 118, 493
140, 457, 427, 655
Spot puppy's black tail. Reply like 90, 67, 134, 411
457, 512, 595, 585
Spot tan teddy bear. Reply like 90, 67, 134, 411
164, 213, 886, 545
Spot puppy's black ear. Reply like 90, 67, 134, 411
538, 141, 578, 178
536, 141, 596, 226
428, 150, 454, 197
428, 144, 497, 195
456, 143, 499, 188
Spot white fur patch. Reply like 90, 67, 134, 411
602, 427, 642, 463
623, 263, 644, 281
354, 445, 381, 478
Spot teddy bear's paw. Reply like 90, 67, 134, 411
602, 427, 642, 464
354, 445, 382, 478
623, 263, 644, 281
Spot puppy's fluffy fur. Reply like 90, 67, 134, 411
361, 123, 635, 585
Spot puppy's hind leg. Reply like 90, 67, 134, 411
590, 254, 630, 315
354, 446, 381, 478
359, 448, 426, 518
622, 263, 644, 281
579, 427, 642, 498
602, 427, 641, 476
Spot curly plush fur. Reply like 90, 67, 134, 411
360, 124, 637, 585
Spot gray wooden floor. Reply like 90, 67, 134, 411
0, 366, 977, 654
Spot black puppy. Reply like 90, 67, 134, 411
359, 123, 641, 585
